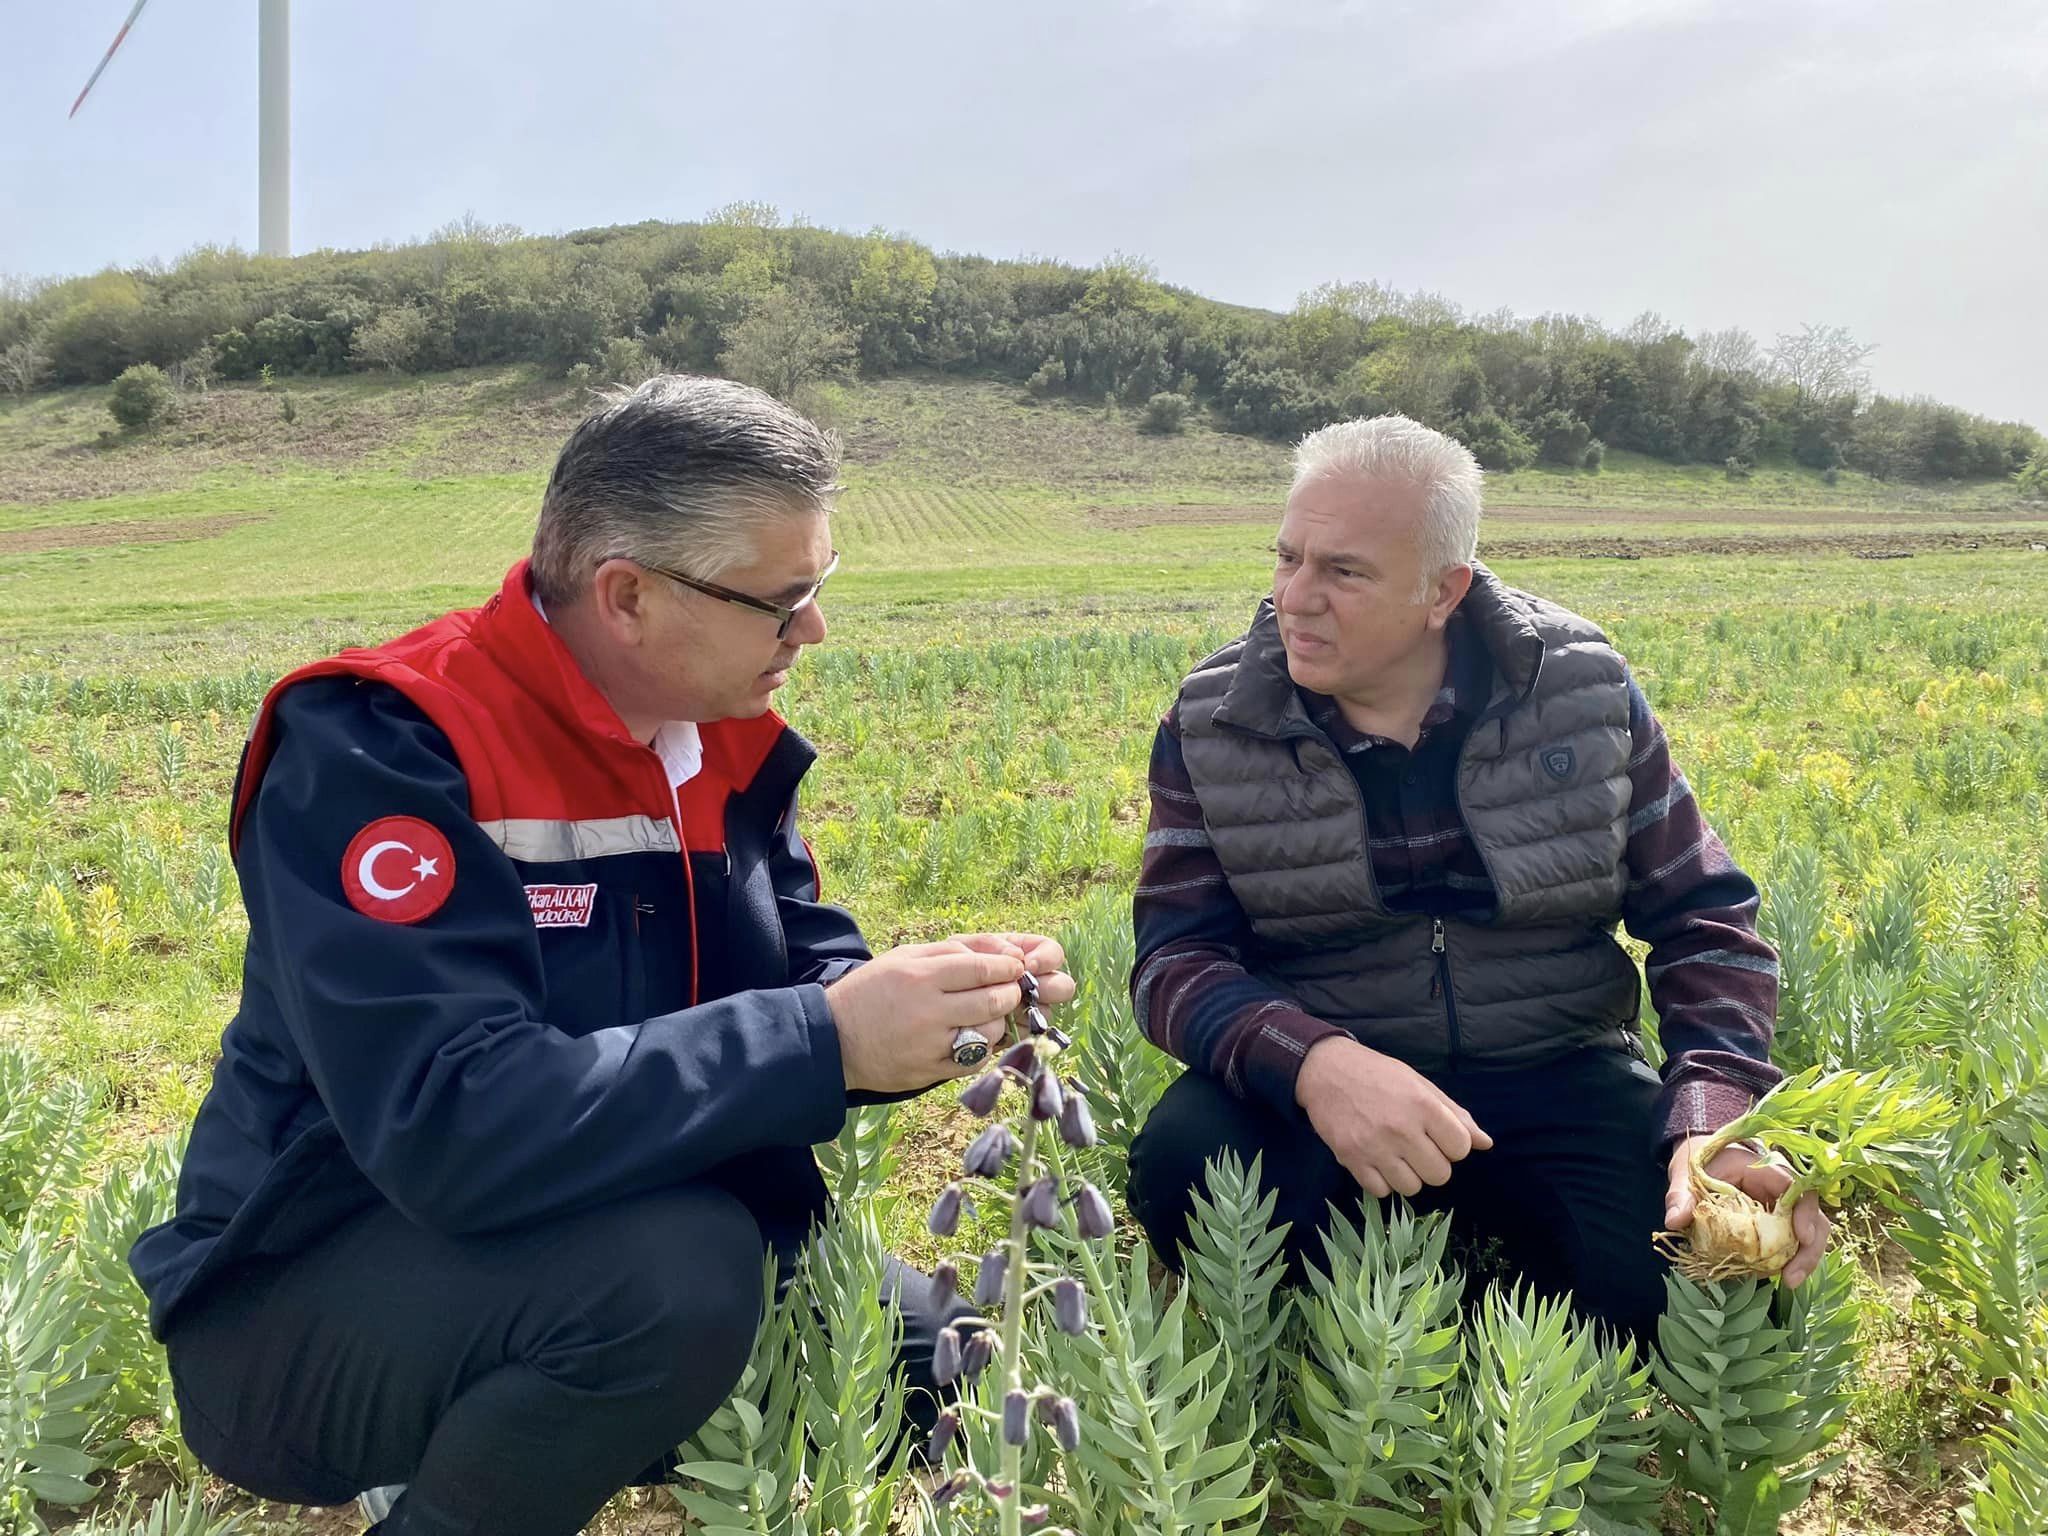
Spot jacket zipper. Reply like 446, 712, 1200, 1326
1430, 917, 1463, 1071
1228, 624, 1537, 1077
1449, 684, 1518, 916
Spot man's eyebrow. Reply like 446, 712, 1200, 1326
766, 564, 833, 602
1278, 540, 1378, 570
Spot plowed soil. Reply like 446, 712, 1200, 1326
0, 514, 269, 555
1085, 501, 2048, 558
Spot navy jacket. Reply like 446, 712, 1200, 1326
132, 563, 870, 1335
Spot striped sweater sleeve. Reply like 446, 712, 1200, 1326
1619, 674, 1784, 1148
1130, 709, 1345, 1114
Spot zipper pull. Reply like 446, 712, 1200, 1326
1431, 918, 1446, 955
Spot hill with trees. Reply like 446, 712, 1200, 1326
2, 204, 2041, 491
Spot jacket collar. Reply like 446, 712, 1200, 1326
471, 560, 648, 749
1217, 563, 1546, 740
469, 560, 808, 799
1460, 564, 1545, 697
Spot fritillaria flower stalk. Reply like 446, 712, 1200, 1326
925, 976, 1106, 1536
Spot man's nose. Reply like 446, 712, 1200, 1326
792, 598, 828, 645
1276, 569, 1324, 613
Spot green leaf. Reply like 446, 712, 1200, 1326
19, 1470, 100, 1507
1283, 1203, 1462, 1534
1047, 1235, 1271, 1535
1702, 1065, 1955, 1207
1182, 1151, 1294, 1442
1965, 1368, 2048, 1536
672, 1460, 759, 1493
1575, 1507, 1659, 1536
1443, 1284, 1601, 1536
1715, 1467, 1786, 1536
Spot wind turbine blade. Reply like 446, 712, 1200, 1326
69, 0, 154, 118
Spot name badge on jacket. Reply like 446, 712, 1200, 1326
525, 883, 598, 929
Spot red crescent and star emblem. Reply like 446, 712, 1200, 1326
341, 816, 456, 924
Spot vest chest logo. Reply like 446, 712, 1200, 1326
526, 883, 598, 929
1541, 745, 1577, 782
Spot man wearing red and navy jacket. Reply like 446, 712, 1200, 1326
131, 376, 1072, 1536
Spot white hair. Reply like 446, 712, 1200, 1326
1291, 414, 1483, 594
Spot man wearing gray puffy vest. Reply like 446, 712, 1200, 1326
1125, 414, 1830, 1340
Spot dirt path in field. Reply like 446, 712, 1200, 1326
1492, 503, 2034, 527
1487, 528, 2048, 558
1088, 502, 2048, 559
0, 513, 270, 556
1089, 501, 2045, 530
0, 380, 587, 507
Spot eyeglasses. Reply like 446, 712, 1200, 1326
625, 550, 840, 639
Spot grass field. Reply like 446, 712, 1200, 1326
3, 368, 2047, 1535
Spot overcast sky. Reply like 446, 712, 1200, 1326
5, 0, 2044, 427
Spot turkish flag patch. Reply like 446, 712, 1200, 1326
341, 816, 457, 924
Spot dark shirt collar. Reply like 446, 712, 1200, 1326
1301, 613, 1488, 754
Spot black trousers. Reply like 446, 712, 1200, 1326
164, 1185, 966, 1536
1127, 1045, 1672, 1342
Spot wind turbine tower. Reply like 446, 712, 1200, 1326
71, 0, 294, 259
258, 0, 289, 257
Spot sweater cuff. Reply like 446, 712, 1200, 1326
1242, 1009, 1350, 1119
1655, 1076, 1758, 1155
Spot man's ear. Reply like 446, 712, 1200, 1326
588, 559, 654, 645
1428, 563, 1474, 628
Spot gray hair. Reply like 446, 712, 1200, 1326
1291, 414, 1483, 593
530, 374, 841, 608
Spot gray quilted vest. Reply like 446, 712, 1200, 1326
1174, 566, 1641, 1073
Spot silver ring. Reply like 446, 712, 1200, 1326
951, 1029, 990, 1067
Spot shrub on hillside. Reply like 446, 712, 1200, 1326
537, 268, 650, 376
1026, 356, 1066, 398
351, 305, 432, 374
718, 285, 854, 403
1216, 359, 1350, 439
1534, 408, 1592, 467
214, 303, 367, 380
1581, 438, 1605, 472
1, 337, 51, 399
1140, 392, 1192, 435
169, 343, 218, 397
2017, 450, 2048, 503
107, 364, 176, 432
648, 315, 706, 371
1454, 411, 1536, 472
598, 335, 658, 385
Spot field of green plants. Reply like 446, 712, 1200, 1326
4, 370, 2048, 1536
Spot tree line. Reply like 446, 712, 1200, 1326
2, 205, 2041, 486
